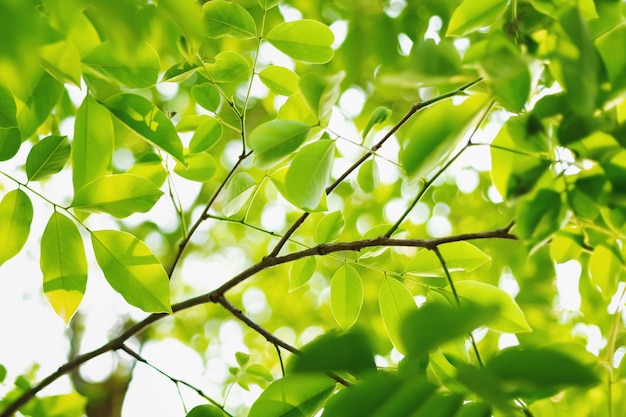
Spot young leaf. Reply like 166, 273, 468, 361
174, 153, 217, 182
405, 242, 490, 278
284, 139, 335, 211
399, 94, 488, 179
104, 93, 185, 164
189, 117, 222, 154
162, 61, 201, 83
289, 257, 317, 291
71, 174, 164, 218
82, 41, 160, 88
222, 173, 256, 217
299, 71, 344, 121
266, 20, 334, 64
259, 66, 300, 96
41, 212, 87, 325
247, 374, 336, 417
447, 0, 508, 37
362, 106, 391, 138
588, 241, 623, 296
0, 84, 21, 161
316, 211, 344, 244
91, 230, 171, 313
191, 83, 221, 112
249, 120, 311, 169
72, 95, 114, 192
39, 40, 82, 86
186, 405, 229, 417
0, 189, 33, 267
455, 281, 532, 333
550, 228, 584, 263
400, 301, 496, 357
290, 330, 376, 376
379, 278, 417, 354
203, 51, 250, 83
330, 265, 363, 330
202, 0, 257, 39
26, 135, 70, 181
16, 71, 65, 139
357, 159, 379, 193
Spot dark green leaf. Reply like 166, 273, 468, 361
515, 188, 563, 242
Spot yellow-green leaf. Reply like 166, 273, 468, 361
331, 265, 363, 330
0, 189, 33, 267
174, 153, 217, 182
447, 0, 509, 37
405, 242, 490, 278
316, 211, 344, 244
589, 241, 623, 296
189, 117, 222, 154
222, 172, 256, 217
202, 0, 257, 39
259, 66, 299, 96
379, 278, 417, 354
249, 120, 311, 169
266, 20, 334, 64
91, 230, 171, 313
26, 135, 70, 181
289, 257, 317, 291
41, 212, 87, 325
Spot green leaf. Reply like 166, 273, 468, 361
322, 373, 436, 417
284, 139, 335, 211
41, 212, 87, 325
26, 135, 70, 181
411, 39, 463, 83
186, 405, 229, 417
202, 0, 257, 39
104, 93, 185, 164
258, 0, 279, 9
379, 278, 417, 354
126, 154, 167, 188
71, 174, 164, 218
596, 25, 626, 90
259, 66, 300, 96
39, 40, 82, 86
550, 227, 584, 263
401, 301, 496, 357
189, 117, 222, 154
399, 94, 488, 179
249, 120, 311, 169
316, 211, 344, 244
455, 281, 531, 333
299, 71, 344, 121
486, 346, 599, 399
447, 0, 509, 37
222, 173, 256, 217
362, 106, 391, 138
0, 84, 21, 161
174, 153, 217, 182
405, 242, 490, 277
162, 61, 201, 83
247, 374, 336, 417
515, 188, 563, 243
21, 392, 87, 417
330, 265, 363, 330
588, 241, 623, 296
91, 230, 171, 313
290, 330, 376, 376
203, 51, 250, 83
0, 189, 33, 267
191, 83, 221, 112
16, 71, 64, 139
357, 159, 379, 193
289, 257, 317, 291
266, 20, 334, 64
277, 93, 318, 125
82, 41, 160, 88
72, 95, 114, 192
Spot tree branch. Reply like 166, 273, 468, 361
0, 225, 513, 417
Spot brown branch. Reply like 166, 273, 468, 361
0, 225, 512, 417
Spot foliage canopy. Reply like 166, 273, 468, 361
1, 0, 626, 416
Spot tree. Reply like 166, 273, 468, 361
0, 0, 624, 415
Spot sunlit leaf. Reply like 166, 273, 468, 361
455, 281, 531, 333
379, 278, 417, 354
162, 61, 201, 83
550, 227, 584, 263
104, 93, 185, 164
186, 404, 229, 417
202, 51, 250, 83
41, 212, 87, 325
289, 257, 317, 291
300, 71, 344, 121
91, 230, 171, 313
284, 139, 334, 211
588, 241, 623, 296
16, 71, 64, 139
39, 41, 82, 86
189, 117, 222, 154
222, 173, 256, 217
192, 83, 221, 112
0, 84, 21, 161
82, 41, 160, 88
71, 174, 163, 218
174, 152, 217, 182
26, 135, 70, 181
266, 20, 334, 63
0, 189, 33, 267
202, 0, 257, 39
357, 159, 379, 193
259, 66, 299, 96
249, 120, 311, 169
277, 93, 318, 125
72, 95, 114, 192
330, 265, 363, 330
400, 94, 488, 179
248, 374, 335, 417
316, 211, 344, 244
447, 0, 509, 37
258, 0, 279, 9
21, 392, 87, 417
405, 242, 490, 278
362, 106, 391, 138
